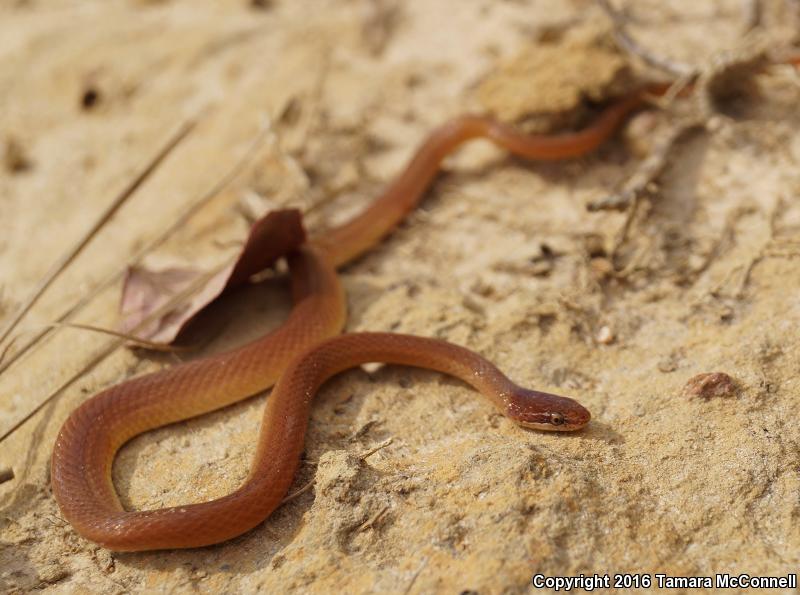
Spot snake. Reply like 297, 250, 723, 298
49, 82, 707, 551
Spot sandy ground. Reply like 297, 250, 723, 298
2, 0, 800, 593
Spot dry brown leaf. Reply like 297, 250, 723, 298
120, 209, 306, 344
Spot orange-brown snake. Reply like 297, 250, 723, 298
50, 59, 800, 550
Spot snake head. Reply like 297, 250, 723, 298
506, 389, 590, 431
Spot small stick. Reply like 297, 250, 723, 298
595, 0, 695, 78
359, 437, 394, 460
742, 0, 762, 30
587, 118, 703, 212
46, 322, 192, 352
0, 119, 196, 351
0, 117, 272, 377
281, 478, 315, 504
597, 0, 765, 76
403, 557, 429, 595
0, 261, 228, 445
356, 505, 390, 532
735, 199, 790, 297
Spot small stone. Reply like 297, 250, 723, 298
470, 279, 495, 298
718, 306, 734, 323
529, 259, 554, 277
583, 233, 607, 257
688, 253, 706, 271
682, 372, 737, 399
595, 325, 614, 344
590, 257, 613, 280
462, 295, 485, 315
328, 161, 359, 193
658, 358, 678, 373
95, 548, 115, 573
706, 116, 724, 132
624, 111, 660, 157
38, 564, 70, 585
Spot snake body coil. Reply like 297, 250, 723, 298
51, 87, 664, 550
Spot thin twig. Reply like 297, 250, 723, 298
0, 340, 123, 446
735, 199, 794, 297
46, 322, 192, 352
599, 36, 789, 276
592, 29, 783, 216
587, 118, 703, 212
0, 119, 197, 351
599, 189, 667, 279
281, 478, 315, 505
657, 72, 699, 107
356, 505, 390, 532
0, 261, 228, 445
359, 437, 394, 460
298, 48, 333, 151
595, 0, 695, 78
688, 205, 759, 286
403, 557, 429, 595
0, 118, 273, 377
742, 0, 762, 31
597, 0, 766, 76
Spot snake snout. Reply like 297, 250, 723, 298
565, 401, 591, 430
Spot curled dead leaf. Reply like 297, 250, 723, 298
120, 209, 306, 344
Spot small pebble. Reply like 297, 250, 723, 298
706, 115, 724, 132
589, 257, 613, 281
583, 233, 606, 257
688, 253, 706, 272
682, 372, 737, 399
470, 279, 495, 298
624, 111, 660, 157
658, 358, 678, 373
38, 564, 70, 585
462, 295, 485, 316
95, 549, 115, 573
595, 325, 614, 344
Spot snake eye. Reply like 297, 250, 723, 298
550, 412, 565, 426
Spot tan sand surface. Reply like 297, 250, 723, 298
1, 1, 799, 593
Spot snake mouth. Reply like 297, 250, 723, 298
514, 406, 591, 431
516, 417, 589, 432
